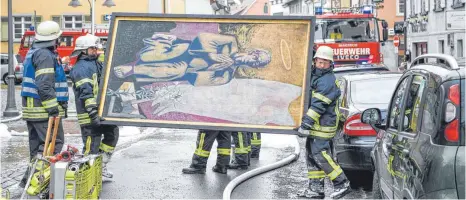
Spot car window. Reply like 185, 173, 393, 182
350, 77, 400, 104
402, 75, 426, 133
337, 79, 347, 107
23, 36, 35, 48
389, 77, 410, 130
59, 36, 74, 47
420, 76, 441, 136
1, 56, 8, 65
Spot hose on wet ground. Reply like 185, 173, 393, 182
223, 135, 301, 200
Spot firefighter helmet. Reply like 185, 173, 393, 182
74, 34, 101, 52
314, 46, 334, 62
35, 21, 63, 42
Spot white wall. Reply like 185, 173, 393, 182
186, 0, 214, 14
407, 0, 465, 62
148, 0, 163, 13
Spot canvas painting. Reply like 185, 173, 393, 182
98, 13, 315, 133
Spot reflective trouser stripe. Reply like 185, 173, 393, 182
251, 133, 261, 145
84, 136, 91, 155
194, 133, 210, 157
217, 148, 231, 156
100, 143, 115, 153
247, 145, 251, 152
321, 151, 343, 180
308, 170, 326, 179
235, 132, 249, 154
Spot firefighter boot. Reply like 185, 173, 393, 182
330, 181, 351, 199
298, 179, 325, 199
182, 165, 206, 174
212, 165, 227, 174
227, 160, 248, 170
101, 152, 114, 178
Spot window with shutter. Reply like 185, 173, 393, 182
52, 16, 62, 28
1, 17, 8, 41
12, 16, 33, 41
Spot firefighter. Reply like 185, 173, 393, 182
182, 130, 231, 174
228, 132, 250, 170
297, 46, 350, 199
69, 34, 119, 179
19, 21, 69, 188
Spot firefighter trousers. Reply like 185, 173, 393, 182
81, 125, 119, 155
190, 130, 231, 169
231, 132, 251, 166
21, 120, 65, 186
306, 137, 347, 191
250, 132, 261, 157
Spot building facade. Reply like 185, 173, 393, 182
0, 0, 214, 54
406, 0, 465, 61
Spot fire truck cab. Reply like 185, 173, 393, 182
18, 27, 109, 74
314, 5, 389, 67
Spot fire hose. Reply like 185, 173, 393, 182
222, 135, 301, 200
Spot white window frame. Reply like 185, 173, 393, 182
62, 15, 84, 29
396, 0, 405, 16
12, 15, 33, 42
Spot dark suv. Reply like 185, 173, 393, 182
361, 54, 465, 199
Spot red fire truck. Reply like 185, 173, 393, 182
18, 27, 109, 73
314, 5, 388, 66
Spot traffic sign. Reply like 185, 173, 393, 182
393, 35, 400, 47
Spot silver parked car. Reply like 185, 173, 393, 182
1, 54, 24, 85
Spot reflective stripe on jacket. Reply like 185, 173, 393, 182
69, 55, 102, 126
303, 68, 341, 140
21, 48, 68, 121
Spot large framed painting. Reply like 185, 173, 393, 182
98, 13, 315, 134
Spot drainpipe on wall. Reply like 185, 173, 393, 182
404, 0, 408, 58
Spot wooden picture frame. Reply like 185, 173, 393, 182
97, 12, 315, 134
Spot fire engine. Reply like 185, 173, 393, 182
314, 5, 389, 66
18, 26, 109, 74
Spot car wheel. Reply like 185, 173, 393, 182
372, 169, 383, 199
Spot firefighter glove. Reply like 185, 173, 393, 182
48, 106, 60, 117
297, 127, 310, 138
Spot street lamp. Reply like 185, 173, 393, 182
3, 0, 19, 117
68, 0, 115, 35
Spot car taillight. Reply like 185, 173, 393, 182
445, 119, 459, 142
448, 84, 460, 105
15, 66, 20, 72
444, 84, 460, 142
344, 113, 377, 136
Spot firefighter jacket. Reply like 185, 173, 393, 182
69, 55, 102, 126
302, 67, 341, 140
21, 47, 69, 121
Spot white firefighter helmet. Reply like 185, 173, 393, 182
314, 46, 334, 62
35, 21, 63, 42
74, 34, 101, 51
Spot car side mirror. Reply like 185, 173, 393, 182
382, 28, 388, 42
361, 108, 382, 125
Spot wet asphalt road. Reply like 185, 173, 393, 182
99, 129, 373, 199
